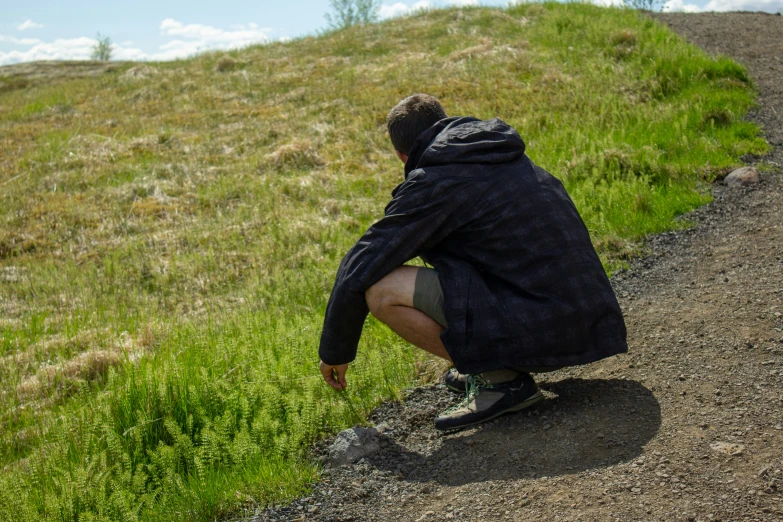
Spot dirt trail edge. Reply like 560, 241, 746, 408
256, 13, 783, 522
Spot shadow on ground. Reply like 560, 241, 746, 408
367, 378, 660, 486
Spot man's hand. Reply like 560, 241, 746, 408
320, 361, 349, 391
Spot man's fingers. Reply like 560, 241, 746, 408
320, 362, 345, 390
320, 364, 340, 390
336, 366, 348, 389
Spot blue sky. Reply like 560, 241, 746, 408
1, 0, 781, 66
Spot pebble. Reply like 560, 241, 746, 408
725, 166, 760, 187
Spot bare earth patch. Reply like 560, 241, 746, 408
257, 13, 783, 522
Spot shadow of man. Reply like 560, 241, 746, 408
367, 378, 661, 486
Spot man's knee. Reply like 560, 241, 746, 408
365, 282, 388, 318
365, 266, 417, 318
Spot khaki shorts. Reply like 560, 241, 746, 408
412, 267, 562, 374
412, 267, 448, 328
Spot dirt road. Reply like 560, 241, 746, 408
259, 13, 783, 522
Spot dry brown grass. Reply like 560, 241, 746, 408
448, 40, 495, 61
13, 325, 156, 402
16, 349, 123, 401
611, 29, 639, 59
122, 65, 159, 80
215, 55, 239, 72
611, 29, 638, 46
264, 140, 324, 170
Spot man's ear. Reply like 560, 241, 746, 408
395, 150, 408, 164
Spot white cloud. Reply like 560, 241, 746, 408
662, 0, 702, 11
380, 0, 483, 19
0, 19, 273, 65
702, 0, 783, 11
380, 2, 415, 18
17, 19, 44, 31
0, 34, 149, 65
0, 37, 150, 65
155, 18, 271, 59
0, 37, 97, 65
0, 34, 43, 45
379, 1, 432, 19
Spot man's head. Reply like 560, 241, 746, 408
386, 94, 448, 162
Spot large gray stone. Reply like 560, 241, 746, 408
724, 166, 759, 187
326, 427, 380, 467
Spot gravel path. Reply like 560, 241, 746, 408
256, 13, 783, 522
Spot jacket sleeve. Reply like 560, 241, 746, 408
318, 173, 460, 366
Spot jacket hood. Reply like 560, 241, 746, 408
404, 116, 526, 177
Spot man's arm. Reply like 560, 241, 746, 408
318, 173, 462, 371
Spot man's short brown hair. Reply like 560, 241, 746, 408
386, 94, 448, 156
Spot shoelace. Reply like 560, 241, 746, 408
444, 373, 492, 414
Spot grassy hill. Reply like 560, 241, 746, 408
0, 3, 767, 521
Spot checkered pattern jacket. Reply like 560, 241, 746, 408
319, 117, 627, 374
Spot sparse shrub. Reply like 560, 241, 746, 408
91, 32, 112, 61
216, 55, 238, 72
325, 0, 380, 29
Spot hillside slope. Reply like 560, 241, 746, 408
0, 4, 769, 521
261, 12, 783, 522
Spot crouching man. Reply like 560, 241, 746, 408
318, 94, 627, 431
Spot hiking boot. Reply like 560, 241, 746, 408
443, 368, 467, 393
434, 371, 543, 431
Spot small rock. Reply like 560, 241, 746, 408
724, 166, 759, 187
375, 422, 392, 433
326, 427, 380, 467
710, 441, 745, 456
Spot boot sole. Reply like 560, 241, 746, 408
435, 390, 544, 432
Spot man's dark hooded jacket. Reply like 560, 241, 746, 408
319, 116, 627, 374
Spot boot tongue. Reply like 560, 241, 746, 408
478, 369, 519, 385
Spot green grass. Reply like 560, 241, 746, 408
0, 3, 768, 520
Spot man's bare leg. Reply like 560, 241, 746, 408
365, 266, 452, 363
